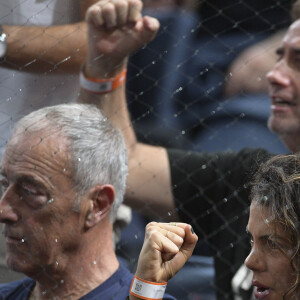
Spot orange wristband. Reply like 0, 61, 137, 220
80, 68, 127, 94
130, 275, 167, 300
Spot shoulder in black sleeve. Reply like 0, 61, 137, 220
167, 148, 272, 300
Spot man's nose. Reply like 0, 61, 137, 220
244, 247, 266, 273
266, 61, 291, 87
0, 187, 19, 223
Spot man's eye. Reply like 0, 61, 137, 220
289, 59, 300, 71
22, 187, 36, 195
19, 183, 38, 196
0, 178, 9, 193
19, 184, 48, 209
275, 48, 284, 61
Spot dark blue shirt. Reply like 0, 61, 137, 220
0, 265, 177, 300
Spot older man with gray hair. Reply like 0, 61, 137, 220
0, 103, 197, 299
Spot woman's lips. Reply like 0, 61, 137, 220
253, 281, 271, 299
254, 286, 270, 299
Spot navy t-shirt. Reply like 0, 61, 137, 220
198, 0, 293, 36
0, 265, 177, 300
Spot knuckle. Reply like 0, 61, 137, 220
176, 227, 185, 237
146, 221, 157, 231
87, 6, 100, 18
102, 2, 115, 13
145, 228, 159, 241
178, 236, 184, 244
128, 0, 142, 8
116, 1, 128, 12
113, 0, 127, 7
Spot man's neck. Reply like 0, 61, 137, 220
28, 234, 119, 300
279, 134, 300, 153
29, 257, 119, 300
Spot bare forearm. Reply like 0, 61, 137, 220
78, 85, 177, 220
3, 23, 87, 73
78, 0, 178, 219
78, 78, 137, 145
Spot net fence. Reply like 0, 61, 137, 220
0, 0, 296, 299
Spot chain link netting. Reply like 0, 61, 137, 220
0, 1, 296, 299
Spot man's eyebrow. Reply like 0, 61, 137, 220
15, 174, 47, 190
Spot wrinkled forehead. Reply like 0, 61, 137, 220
6, 129, 64, 154
284, 19, 300, 46
1, 129, 70, 174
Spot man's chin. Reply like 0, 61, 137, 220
268, 118, 300, 152
6, 254, 31, 274
268, 116, 294, 135
267, 118, 282, 135
6, 258, 24, 273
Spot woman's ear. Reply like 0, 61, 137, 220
85, 184, 115, 229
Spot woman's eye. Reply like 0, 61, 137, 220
249, 238, 254, 247
267, 239, 279, 250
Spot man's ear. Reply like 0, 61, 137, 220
85, 185, 115, 229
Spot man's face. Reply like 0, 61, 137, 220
0, 130, 83, 277
267, 20, 300, 147
245, 203, 296, 300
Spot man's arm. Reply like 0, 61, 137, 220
78, 0, 178, 220
2, 0, 98, 73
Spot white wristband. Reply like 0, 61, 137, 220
80, 68, 127, 94
130, 275, 167, 300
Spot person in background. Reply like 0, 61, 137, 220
123, 3, 293, 295
0, 0, 98, 157
125, 0, 293, 152
0, 0, 132, 283
78, 0, 300, 298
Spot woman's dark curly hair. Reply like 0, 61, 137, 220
251, 154, 300, 299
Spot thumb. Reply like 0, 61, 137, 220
179, 225, 198, 261
164, 225, 198, 280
